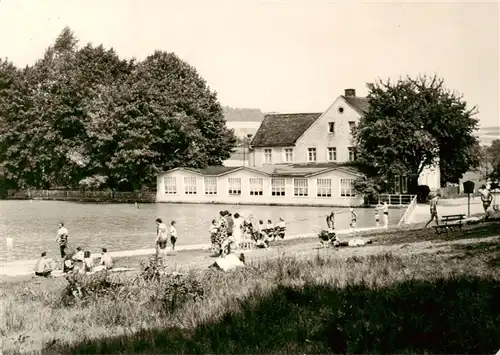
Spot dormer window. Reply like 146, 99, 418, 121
328, 122, 335, 133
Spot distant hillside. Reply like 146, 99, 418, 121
476, 126, 500, 146
223, 106, 264, 122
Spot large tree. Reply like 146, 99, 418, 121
0, 28, 235, 191
355, 75, 480, 192
481, 139, 500, 182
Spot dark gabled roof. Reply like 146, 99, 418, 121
184, 166, 240, 176
342, 96, 370, 114
250, 113, 323, 147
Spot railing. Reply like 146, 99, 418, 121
368, 194, 417, 206
397, 195, 418, 226
6, 189, 156, 202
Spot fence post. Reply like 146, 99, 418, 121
399, 195, 402, 205
388, 195, 391, 205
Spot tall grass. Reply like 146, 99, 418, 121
1, 249, 499, 354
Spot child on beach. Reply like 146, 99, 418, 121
155, 218, 168, 266
169, 221, 177, 253
374, 207, 381, 227
209, 219, 218, 252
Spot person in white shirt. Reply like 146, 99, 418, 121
55, 222, 69, 258
72, 246, 85, 273
155, 218, 168, 263
100, 248, 113, 270
34, 252, 54, 277
265, 219, 274, 240
232, 213, 243, 248
275, 217, 286, 239
382, 202, 389, 228
169, 220, 177, 252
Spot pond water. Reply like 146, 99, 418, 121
0, 200, 404, 262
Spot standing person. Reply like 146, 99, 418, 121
169, 221, 177, 252
425, 193, 441, 228
225, 212, 234, 254
479, 185, 493, 214
34, 252, 55, 277
55, 222, 69, 259
326, 211, 336, 231
209, 219, 218, 252
155, 218, 168, 266
374, 205, 381, 227
215, 211, 229, 256
382, 202, 389, 228
349, 207, 357, 232
232, 213, 243, 249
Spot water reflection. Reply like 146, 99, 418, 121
0, 200, 404, 262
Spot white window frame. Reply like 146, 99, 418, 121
349, 121, 356, 133
327, 147, 337, 162
228, 177, 242, 195
340, 178, 356, 197
293, 178, 308, 197
184, 176, 197, 195
317, 178, 332, 197
249, 177, 263, 196
348, 147, 356, 162
271, 178, 286, 196
328, 122, 335, 133
284, 148, 293, 163
204, 177, 217, 195
163, 177, 177, 195
307, 148, 317, 162
264, 149, 272, 164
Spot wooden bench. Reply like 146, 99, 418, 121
434, 214, 466, 234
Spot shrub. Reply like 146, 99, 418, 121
417, 185, 431, 203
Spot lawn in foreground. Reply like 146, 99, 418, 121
1, 235, 499, 354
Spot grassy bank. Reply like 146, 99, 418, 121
1, 223, 499, 354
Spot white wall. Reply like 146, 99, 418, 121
156, 168, 363, 206
250, 97, 361, 167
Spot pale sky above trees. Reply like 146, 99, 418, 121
0, 0, 498, 127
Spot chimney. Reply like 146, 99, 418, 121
344, 88, 356, 97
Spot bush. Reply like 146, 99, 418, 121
417, 185, 431, 203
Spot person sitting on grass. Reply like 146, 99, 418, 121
100, 248, 113, 270
318, 229, 339, 248
83, 251, 94, 274
265, 219, 275, 240
72, 246, 85, 273
34, 252, 55, 277
275, 217, 286, 240
63, 254, 75, 274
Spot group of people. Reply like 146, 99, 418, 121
208, 211, 286, 257
34, 222, 114, 278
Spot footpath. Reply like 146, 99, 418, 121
0, 226, 382, 278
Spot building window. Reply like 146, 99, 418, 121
271, 178, 285, 196
264, 149, 272, 163
340, 178, 356, 197
249, 178, 263, 195
349, 121, 356, 133
228, 178, 242, 195
317, 178, 332, 197
294, 178, 308, 197
348, 147, 357, 161
328, 122, 335, 133
284, 148, 293, 163
204, 177, 217, 195
327, 147, 337, 161
164, 177, 177, 194
308, 148, 317, 162
394, 175, 408, 194
184, 177, 197, 195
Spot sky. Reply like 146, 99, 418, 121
0, 0, 499, 128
